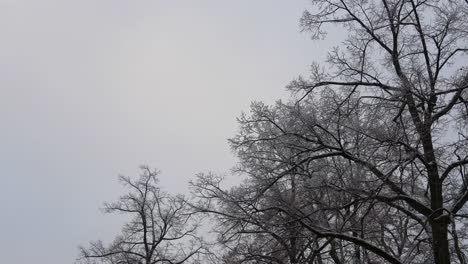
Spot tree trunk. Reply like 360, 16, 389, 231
329, 240, 342, 264
431, 222, 450, 264
420, 119, 450, 264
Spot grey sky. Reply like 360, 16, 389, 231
0, 1, 338, 263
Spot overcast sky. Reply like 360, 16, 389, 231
0, 1, 340, 263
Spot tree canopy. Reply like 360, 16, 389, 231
80, 1, 468, 263
192, 1, 468, 263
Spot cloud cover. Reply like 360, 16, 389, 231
0, 1, 337, 262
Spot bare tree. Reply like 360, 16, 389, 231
190, 172, 324, 264
78, 1, 467, 263
295, 1, 468, 263
78, 166, 206, 264
194, 0, 468, 263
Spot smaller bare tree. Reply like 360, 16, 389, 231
78, 166, 206, 264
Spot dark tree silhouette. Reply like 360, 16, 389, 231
78, 167, 206, 264
192, 1, 468, 263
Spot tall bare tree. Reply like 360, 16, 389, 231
195, 1, 468, 263
295, 1, 468, 263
